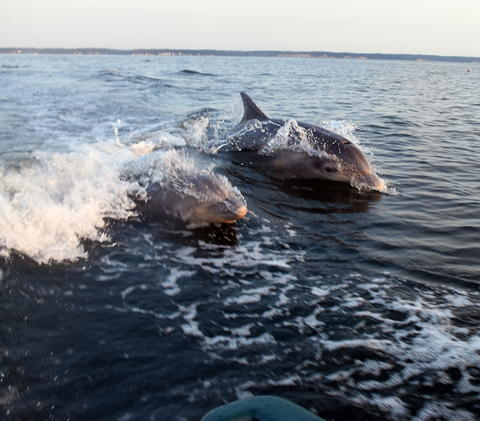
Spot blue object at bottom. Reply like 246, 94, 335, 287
200, 395, 326, 421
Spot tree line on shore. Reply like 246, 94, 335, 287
1, 47, 479, 63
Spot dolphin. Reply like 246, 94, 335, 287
140, 172, 248, 224
215, 93, 383, 190
126, 149, 247, 224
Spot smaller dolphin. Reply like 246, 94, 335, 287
215, 93, 383, 190
141, 172, 247, 224
126, 150, 247, 224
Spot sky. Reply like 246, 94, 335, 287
2, 0, 480, 57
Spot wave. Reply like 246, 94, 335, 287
179, 69, 216, 77
96, 70, 172, 88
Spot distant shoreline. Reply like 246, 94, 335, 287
1, 48, 480, 63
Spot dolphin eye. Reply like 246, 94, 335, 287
325, 167, 338, 173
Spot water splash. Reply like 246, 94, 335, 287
0, 126, 213, 264
0, 141, 140, 264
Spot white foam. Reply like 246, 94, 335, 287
311, 286, 330, 297
183, 117, 209, 148
303, 314, 325, 330
353, 395, 410, 420
172, 241, 299, 272
127, 132, 186, 156
229, 323, 254, 337
0, 140, 141, 264
444, 293, 472, 307
235, 383, 255, 400
203, 332, 276, 351
226, 286, 273, 305
268, 374, 301, 387
322, 338, 393, 352
411, 401, 477, 421
319, 120, 360, 146
160, 268, 196, 296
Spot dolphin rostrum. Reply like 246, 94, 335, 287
215, 93, 384, 190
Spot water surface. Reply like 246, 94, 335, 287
1, 54, 480, 420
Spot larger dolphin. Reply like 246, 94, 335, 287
215, 93, 383, 190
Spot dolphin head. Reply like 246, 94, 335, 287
172, 173, 248, 224
270, 135, 384, 190
315, 136, 384, 190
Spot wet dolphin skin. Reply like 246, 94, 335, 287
218, 93, 383, 190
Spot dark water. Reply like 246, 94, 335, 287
1, 54, 480, 420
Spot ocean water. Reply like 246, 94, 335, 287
1, 54, 480, 420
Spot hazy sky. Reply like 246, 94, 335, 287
2, 0, 480, 57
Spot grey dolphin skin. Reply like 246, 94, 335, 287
140, 172, 248, 224
218, 93, 384, 190
126, 149, 247, 225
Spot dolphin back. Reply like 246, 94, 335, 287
216, 93, 280, 152
241, 92, 269, 121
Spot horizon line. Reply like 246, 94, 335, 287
2, 47, 480, 63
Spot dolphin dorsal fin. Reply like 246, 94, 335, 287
240, 92, 268, 121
